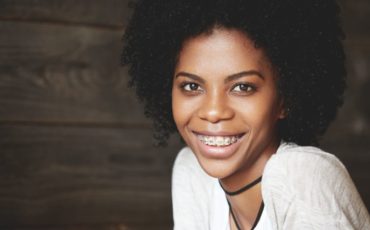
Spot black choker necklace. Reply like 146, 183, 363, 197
219, 176, 262, 196
227, 199, 264, 230
219, 176, 264, 230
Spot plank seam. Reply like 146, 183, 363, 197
0, 120, 151, 129
0, 17, 124, 31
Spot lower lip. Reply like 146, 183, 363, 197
194, 133, 245, 159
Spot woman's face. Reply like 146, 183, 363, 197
172, 28, 285, 179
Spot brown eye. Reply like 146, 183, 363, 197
232, 84, 254, 92
183, 82, 202, 91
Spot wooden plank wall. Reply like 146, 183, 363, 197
0, 0, 369, 229
0, 1, 182, 229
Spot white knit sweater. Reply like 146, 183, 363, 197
172, 142, 370, 229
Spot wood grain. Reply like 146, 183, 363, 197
0, 21, 149, 125
6, 225, 131, 230
0, 124, 182, 227
0, 0, 131, 29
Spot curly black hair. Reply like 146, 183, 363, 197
122, 0, 346, 146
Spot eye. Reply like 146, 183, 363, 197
232, 83, 255, 93
182, 82, 202, 92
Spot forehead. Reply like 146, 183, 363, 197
176, 28, 273, 76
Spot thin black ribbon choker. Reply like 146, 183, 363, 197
219, 176, 262, 196
219, 176, 264, 230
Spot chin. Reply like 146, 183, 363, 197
196, 156, 237, 179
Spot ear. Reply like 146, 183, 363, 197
278, 107, 287, 119
277, 98, 287, 119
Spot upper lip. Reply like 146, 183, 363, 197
192, 130, 245, 137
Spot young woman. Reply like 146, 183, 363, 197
122, 0, 370, 229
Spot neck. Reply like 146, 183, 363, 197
228, 184, 263, 229
219, 139, 280, 228
220, 139, 279, 191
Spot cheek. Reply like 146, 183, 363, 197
234, 94, 281, 128
171, 89, 194, 128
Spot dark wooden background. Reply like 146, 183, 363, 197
0, 0, 369, 229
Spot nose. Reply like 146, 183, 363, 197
197, 91, 234, 123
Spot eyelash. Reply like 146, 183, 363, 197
231, 83, 256, 93
179, 82, 257, 95
179, 82, 203, 93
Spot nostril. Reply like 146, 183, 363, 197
197, 105, 234, 123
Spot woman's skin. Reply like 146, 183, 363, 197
172, 27, 286, 229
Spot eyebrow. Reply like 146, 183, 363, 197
224, 71, 264, 83
175, 70, 264, 83
175, 72, 205, 83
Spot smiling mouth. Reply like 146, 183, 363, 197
195, 133, 244, 147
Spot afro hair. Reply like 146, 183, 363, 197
122, 0, 346, 146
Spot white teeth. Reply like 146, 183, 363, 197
197, 135, 240, 146
225, 138, 231, 145
216, 137, 224, 146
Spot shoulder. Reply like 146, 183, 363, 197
263, 142, 351, 199
262, 142, 370, 229
264, 142, 347, 184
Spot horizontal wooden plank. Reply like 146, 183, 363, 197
0, 21, 149, 124
0, 0, 131, 29
4, 224, 130, 230
0, 124, 182, 227
0, 0, 368, 36
2, 224, 168, 230
0, 21, 124, 64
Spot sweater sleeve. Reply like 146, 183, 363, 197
262, 145, 370, 230
171, 147, 214, 230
